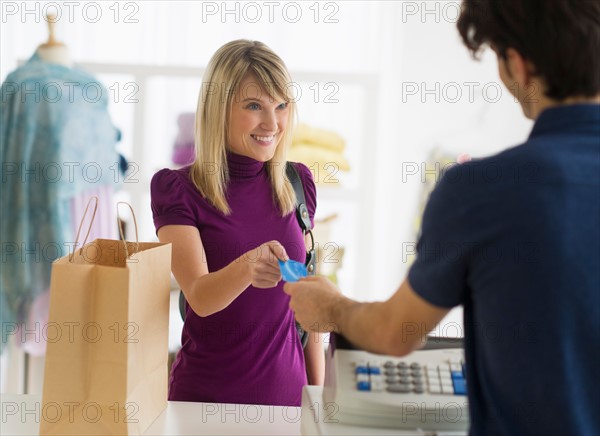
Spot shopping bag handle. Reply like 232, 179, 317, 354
69, 196, 99, 262
117, 201, 140, 259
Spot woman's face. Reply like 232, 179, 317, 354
227, 72, 289, 162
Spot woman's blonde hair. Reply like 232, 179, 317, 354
189, 39, 297, 216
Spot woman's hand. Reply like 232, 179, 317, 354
246, 241, 288, 288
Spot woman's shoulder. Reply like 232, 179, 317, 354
288, 162, 316, 192
287, 161, 317, 218
150, 166, 196, 199
289, 161, 314, 181
150, 166, 202, 228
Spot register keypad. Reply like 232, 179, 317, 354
354, 359, 467, 395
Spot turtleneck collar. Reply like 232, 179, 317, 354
226, 152, 266, 179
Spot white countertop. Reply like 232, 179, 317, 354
0, 393, 301, 435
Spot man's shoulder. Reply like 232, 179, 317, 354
440, 142, 541, 190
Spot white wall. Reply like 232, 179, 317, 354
1, 1, 533, 330
358, 4, 533, 300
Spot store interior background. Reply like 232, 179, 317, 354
1, 1, 532, 394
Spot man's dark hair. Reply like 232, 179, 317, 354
457, 0, 600, 100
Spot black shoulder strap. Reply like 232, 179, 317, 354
285, 163, 316, 275
286, 163, 311, 232
286, 162, 316, 349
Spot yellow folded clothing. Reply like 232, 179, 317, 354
292, 123, 346, 153
288, 144, 351, 175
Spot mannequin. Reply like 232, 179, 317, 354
35, 13, 73, 68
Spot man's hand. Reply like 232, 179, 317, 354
283, 276, 348, 333
285, 276, 451, 356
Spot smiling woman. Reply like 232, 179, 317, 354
1, 1, 541, 397
149, 39, 324, 407
190, 40, 298, 216
227, 72, 290, 164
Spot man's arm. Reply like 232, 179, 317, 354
284, 276, 450, 356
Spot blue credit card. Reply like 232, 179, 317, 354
278, 259, 308, 282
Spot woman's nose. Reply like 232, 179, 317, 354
260, 111, 277, 131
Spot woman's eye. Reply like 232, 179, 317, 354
247, 102, 260, 110
277, 102, 288, 110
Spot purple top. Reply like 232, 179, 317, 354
150, 152, 316, 406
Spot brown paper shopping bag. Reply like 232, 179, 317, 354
40, 199, 172, 435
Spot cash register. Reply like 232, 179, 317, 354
301, 334, 469, 435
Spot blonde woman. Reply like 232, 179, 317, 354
150, 40, 324, 406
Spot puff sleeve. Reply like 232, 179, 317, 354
150, 168, 198, 233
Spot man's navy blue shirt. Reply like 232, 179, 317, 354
409, 104, 600, 435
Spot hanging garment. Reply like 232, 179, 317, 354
18, 185, 119, 357
0, 52, 121, 353
171, 112, 195, 166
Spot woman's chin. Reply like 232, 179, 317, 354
253, 147, 277, 162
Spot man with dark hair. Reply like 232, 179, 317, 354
284, 1, 599, 434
